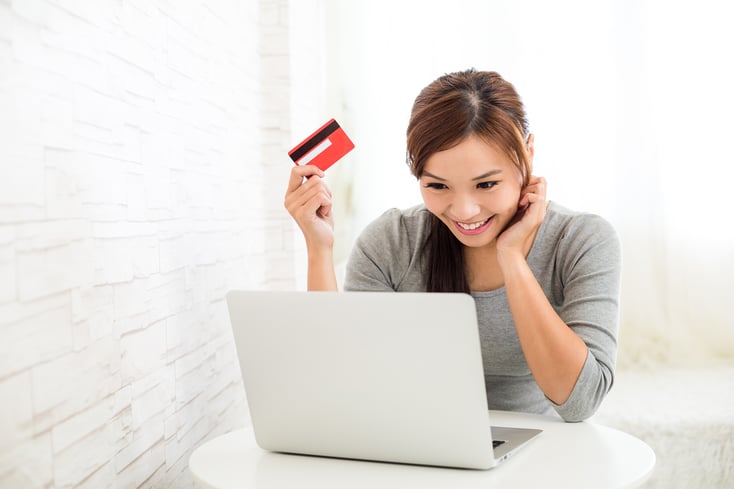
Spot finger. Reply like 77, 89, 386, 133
301, 188, 330, 214
523, 176, 545, 191
519, 190, 546, 208
286, 164, 325, 193
520, 184, 546, 200
527, 177, 547, 197
317, 201, 332, 219
285, 174, 329, 208
520, 196, 548, 222
526, 174, 543, 184
523, 175, 545, 187
302, 191, 333, 222
287, 183, 332, 218
286, 164, 325, 196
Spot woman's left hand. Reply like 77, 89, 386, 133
496, 175, 548, 260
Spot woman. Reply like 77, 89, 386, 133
284, 69, 621, 422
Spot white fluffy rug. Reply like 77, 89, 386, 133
593, 363, 734, 489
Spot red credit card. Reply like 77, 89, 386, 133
288, 118, 355, 171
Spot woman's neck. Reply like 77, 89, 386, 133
464, 244, 504, 292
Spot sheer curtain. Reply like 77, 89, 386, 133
322, 0, 734, 366
612, 0, 734, 365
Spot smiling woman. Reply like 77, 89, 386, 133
420, 143, 524, 241
285, 69, 621, 422
418, 136, 536, 293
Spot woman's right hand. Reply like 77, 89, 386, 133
284, 164, 335, 250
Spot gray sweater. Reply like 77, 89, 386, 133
344, 202, 621, 422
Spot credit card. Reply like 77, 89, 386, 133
288, 118, 355, 171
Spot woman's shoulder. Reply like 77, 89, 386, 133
545, 202, 618, 239
372, 203, 432, 224
539, 201, 621, 259
347, 204, 431, 291
359, 204, 432, 241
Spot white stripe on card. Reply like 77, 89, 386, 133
298, 138, 332, 165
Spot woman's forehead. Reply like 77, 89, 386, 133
423, 136, 515, 176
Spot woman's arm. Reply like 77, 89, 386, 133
496, 177, 604, 409
306, 247, 338, 291
500, 216, 621, 420
499, 253, 589, 405
284, 165, 338, 291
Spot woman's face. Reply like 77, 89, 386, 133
419, 134, 526, 250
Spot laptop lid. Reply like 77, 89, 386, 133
226, 291, 528, 470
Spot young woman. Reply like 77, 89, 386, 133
284, 69, 621, 422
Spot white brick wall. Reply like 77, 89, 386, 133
0, 0, 318, 487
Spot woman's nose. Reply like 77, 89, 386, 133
451, 194, 481, 221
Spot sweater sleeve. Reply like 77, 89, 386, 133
549, 214, 622, 422
343, 208, 422, 292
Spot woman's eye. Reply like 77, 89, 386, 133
477, 181, 498, 189
424, 182, 448, 190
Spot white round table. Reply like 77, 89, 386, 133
189, 410, 655, 489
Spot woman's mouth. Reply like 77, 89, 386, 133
454, 216, 493, 235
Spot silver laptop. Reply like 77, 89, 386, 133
226, 290, 541, 470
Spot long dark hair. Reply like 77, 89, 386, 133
405, 69, 532, 293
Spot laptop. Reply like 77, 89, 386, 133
225, 290, 542, 470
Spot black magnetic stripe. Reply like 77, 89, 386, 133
289, 120, 340, 162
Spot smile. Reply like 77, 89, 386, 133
454, 216, 493, 235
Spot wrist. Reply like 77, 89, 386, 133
306, 243, 335, 274
306, 241, 333, 262
306, 245, 337, 291
496, 248, 528, 278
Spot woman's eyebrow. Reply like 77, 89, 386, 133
421, 171, 445, 181
422, 169, 502, 181
471, 169, 502, 181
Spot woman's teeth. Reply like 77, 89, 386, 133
457, 217, 490, 230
